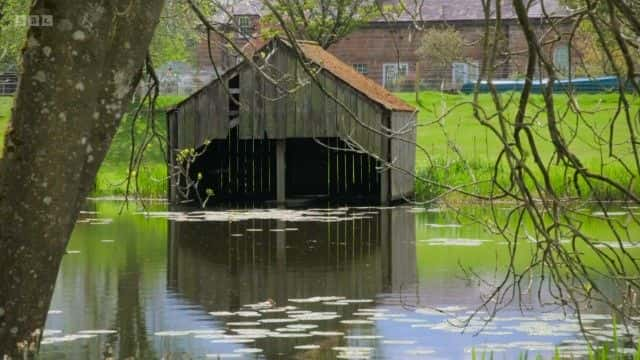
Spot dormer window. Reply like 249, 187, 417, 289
236, 15, 253, 35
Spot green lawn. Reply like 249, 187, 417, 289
396, 91, 640, 199
396, 91, 639, 168
0, 97, 12, 152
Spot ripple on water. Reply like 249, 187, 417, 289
290, 312, 341, 321
269, 332, 312, 338
405, 348, 436, 356
205, 354, 243, 359
343, 299, 374, 304
235, 311, 261, 317
42, 329, 63, 337
208, 311, 235, 317
286, 324, 318, 330
227, 322, 262, 327
234, 348, 263, 353
276, 327, 305, 332
154, 329, 225, 338
259, 318, 299, 324
345, 335, 384, 340
289, 296, 346, 303
336, 355, 371, 360
419, 238, 489, 247
504, 321, 580, 336
340, 319, 374, 325
382, 340, 416, 345
323, 301, 351, 306
211, 338, 255, 344
40, 335, 96, 345
310, 331, 344, 336
77, 329, 117, 335
424, 223, 462, 228
259, 307, 289, 313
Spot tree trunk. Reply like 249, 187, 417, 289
0, 0, 164, 356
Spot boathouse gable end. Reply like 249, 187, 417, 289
167, 38, 417, 204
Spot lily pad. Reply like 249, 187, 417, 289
227, 322, 262, 327
310, 331, 344, 336
209, 311, 235, 317
340, 320, 374, 325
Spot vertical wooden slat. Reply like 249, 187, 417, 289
198, 92, 208, 145
285, 52, 296, 138
239, 67, 253, 139
379, 111, 390, 204
338, 139, 346, 195
311, 74, 324, 137
302, 76, 313, 138
276, 50, 287, 139
294, 59, 304, 137
325, 75, 337, 138
276, 140, 286, 203
264, 62, 276, 138
268, 140, 276, 198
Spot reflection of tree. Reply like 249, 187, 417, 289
114, 238, 156, 359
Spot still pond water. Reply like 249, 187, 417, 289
39, 201, 639, 359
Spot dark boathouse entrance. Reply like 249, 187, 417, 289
167, 37, 417, 205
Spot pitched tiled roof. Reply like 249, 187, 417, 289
212, 0, 265, 23
291, 40, 415, 112
211, 0, 571, 23
374, 0, 571, 22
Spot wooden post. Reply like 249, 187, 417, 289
276, 139, 286, 204
380, 113, 391, 204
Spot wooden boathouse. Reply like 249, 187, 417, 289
167, 37, 416, 204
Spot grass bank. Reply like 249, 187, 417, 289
0, 96, 12, 151
396, 91, 640, 201
92, 95, 183, 197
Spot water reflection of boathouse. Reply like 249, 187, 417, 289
167, 208, 416, 310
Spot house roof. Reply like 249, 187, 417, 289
212, 0, 265, 23
210, 0, 571, 23
377, 0, 571, 23
289, 40, 415, 112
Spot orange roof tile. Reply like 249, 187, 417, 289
291, 40, 415, 112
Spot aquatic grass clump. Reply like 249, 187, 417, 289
414, 158, 640, 202
92, 163, 167, 198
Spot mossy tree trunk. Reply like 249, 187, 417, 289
0, 0, 164, 356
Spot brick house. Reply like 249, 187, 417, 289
196, 0, 574, 90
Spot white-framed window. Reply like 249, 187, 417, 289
236, 15, 253, 35
382, 62, 408, 88
452, 61, 480, 86
353, 63, 369, 75
553, 44, 570, 74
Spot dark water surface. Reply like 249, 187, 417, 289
39, 202, 639, 359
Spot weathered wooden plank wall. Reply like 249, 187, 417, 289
171, 44, 389, 159
390, 111, 417, 200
